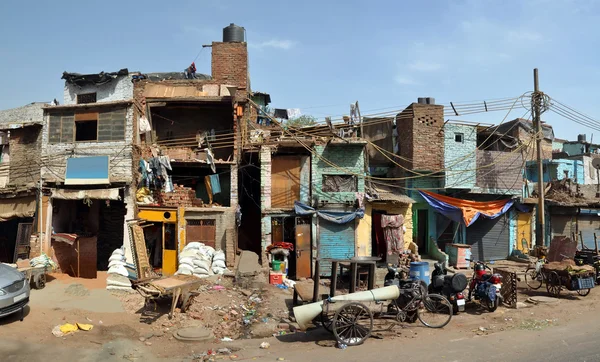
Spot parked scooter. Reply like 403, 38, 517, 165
466, 259, 503, 312
428, 262, 468, 314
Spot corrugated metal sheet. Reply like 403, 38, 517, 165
551, 214, 576, 240
466, 215, 510, 261
577, 215, 600, 249
318, 219, 355, 275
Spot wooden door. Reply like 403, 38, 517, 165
14, 222, 33, 262
162, 223, 177, 276
271, 156, 301, 208
517, 212, 532, 253
295, 218, 311, 278
416, 210, 428, 253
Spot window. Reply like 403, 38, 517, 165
454, 133, 464, 143
48, 108, 126, 143
77, 93, 97, 104
75, 120, 98, 141
322, 174, 358, 192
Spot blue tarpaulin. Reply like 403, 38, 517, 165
294, 201, 364, 224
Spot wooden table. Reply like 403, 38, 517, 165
312, 258, 380, 302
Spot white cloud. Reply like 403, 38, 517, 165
395, 76, 420, 86
408, 61, 442, 72
507, 30, 543, 42
251, 39, 296, 50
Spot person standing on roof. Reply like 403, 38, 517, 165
185, 62, 197, 79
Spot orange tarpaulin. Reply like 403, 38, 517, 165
419, 190, 513, 226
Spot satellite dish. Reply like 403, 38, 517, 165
592, 158, 600, 170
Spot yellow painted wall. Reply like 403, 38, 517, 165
356, 202, 414, 256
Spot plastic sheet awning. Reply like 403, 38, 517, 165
418, 190, 514, 227
294, 201, 364, 224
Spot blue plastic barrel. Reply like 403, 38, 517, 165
409, 262, 430, 285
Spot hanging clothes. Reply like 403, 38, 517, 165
204, 176, 213, 204
209, 174, 221, 194
381, 214, 405, 254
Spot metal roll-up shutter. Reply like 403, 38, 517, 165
551, 215, 575, 241
576, 214, 600, 249
318, 219, 355, 275
466, 215, 510, 261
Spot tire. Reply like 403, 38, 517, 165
486, 296, 498, 312
34, 274, 46, 290
577, 288, 591, 297
320, 311, 333, 333
525, 267, 543, 290
546, 271, 561, 297
417, 294, 452, 328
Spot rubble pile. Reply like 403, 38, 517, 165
160, 185, 204, 207
398, 251, 421, 267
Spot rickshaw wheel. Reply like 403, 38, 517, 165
546, 271, 561, 297
332, 302, 373, 346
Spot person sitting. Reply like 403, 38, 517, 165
185, 62, 197, 79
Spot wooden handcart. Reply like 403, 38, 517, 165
542, 261, 595, 297
132, 275, 204, 318
19, 265, 48, 290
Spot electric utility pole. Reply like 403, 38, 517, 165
533, 68, 545, 247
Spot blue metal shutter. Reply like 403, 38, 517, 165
318, 219, 356, 276
466, 215, 510, 261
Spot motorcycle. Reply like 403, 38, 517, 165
428, 262, 468, 314
466, 259, 503, 312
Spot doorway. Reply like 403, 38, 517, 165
143, 222, 178, 276
517, 212, 532, 253
416, 209, 428, 254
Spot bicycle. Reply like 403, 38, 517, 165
525, 253, 571, 290
525, 256, 546, 290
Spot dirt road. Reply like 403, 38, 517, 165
2, 273, 600, 361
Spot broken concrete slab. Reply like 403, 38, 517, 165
235, 251, 261, 278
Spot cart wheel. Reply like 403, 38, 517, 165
332, 302, 373, 346
577, 288, 591, 297
546, 271, 561, 297
34, 274, 46, 290
320, 311, 334, 333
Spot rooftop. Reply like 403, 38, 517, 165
0, 102, 46, 126
62, 68, 129, 87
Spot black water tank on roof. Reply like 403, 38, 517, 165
223, 23, 245, 42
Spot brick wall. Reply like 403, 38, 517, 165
41, 107, 134, 183
476, 150, 524, 192
8, 126, 41, 186
64, 75, 133, 105
396, 103, 444, 172
517, 128, 553, 161
211, 42, 248, 90
312, 143, 365, 204
444, 123, 477, 189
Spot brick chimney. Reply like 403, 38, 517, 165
211, 41, 248, 90
396, 100, 444, 172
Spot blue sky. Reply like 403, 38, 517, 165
1, 0, 600, 140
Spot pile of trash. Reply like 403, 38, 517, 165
106, 248, 132, 291
30, 253, 57, 270
175, 242, 228, 278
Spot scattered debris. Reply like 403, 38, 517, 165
221, 337, 234, 342
260, 342, 270, 349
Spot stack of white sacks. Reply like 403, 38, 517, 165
106, 247, 132, 291
175, 242, 228, 278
